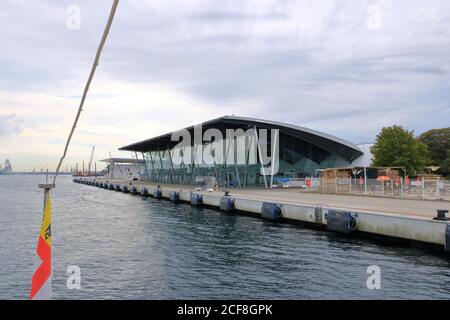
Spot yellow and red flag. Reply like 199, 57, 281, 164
30, 193, 52, 300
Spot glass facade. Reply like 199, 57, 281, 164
142, 132, 344, 187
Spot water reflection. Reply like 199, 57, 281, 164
0, 175, 449, 300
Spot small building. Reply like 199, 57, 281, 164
101, 158, 146, 180
316, 166, 406, 193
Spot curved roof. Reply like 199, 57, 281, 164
120, 115, 363, 162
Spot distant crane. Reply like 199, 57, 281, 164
88, 146, 95, 175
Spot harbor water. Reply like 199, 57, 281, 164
1, 175, 449, 299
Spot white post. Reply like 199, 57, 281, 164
349, 173, 352, 194
436, 180, 440, 200
400, 177, 403, 198
422, 176, 425, 200
253, 126, 268, 189
39, 184, 53, 208
269, 129, 278, 189
364, 166, 367, 194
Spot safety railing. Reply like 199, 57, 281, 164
301, 177, 450, 201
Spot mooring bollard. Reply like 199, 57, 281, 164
261, 202, 282, 220
433, 209, 449, 221
191, 194, 203, 206
153, 189, 162, 199
141, 187, 149, 197
220, 197, 235, 212
326, 210, 357, 233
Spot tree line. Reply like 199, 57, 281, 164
371, 126, 450, 177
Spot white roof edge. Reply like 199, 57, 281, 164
221, 115, 362, 153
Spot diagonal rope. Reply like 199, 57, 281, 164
52, 0, 119, 186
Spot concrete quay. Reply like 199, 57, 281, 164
73, 177, 450, 253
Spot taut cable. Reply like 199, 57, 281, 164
52, 0, 119, 186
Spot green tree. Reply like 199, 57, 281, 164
418, 127, 450, 173
440, 150, 450, 177
371, 125, 430, 174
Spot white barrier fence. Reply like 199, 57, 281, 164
299, 177, 450, 201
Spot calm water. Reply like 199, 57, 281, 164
1, 175, 450, 300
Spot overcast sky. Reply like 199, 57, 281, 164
1, 0, 450, 171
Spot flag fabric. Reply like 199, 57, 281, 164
30, 193, 52, 300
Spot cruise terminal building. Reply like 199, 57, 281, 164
119, 116, 364, 188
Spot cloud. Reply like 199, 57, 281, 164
1, 0, 450, 170
0, 77, 235, 171
0, 114, 22, 136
